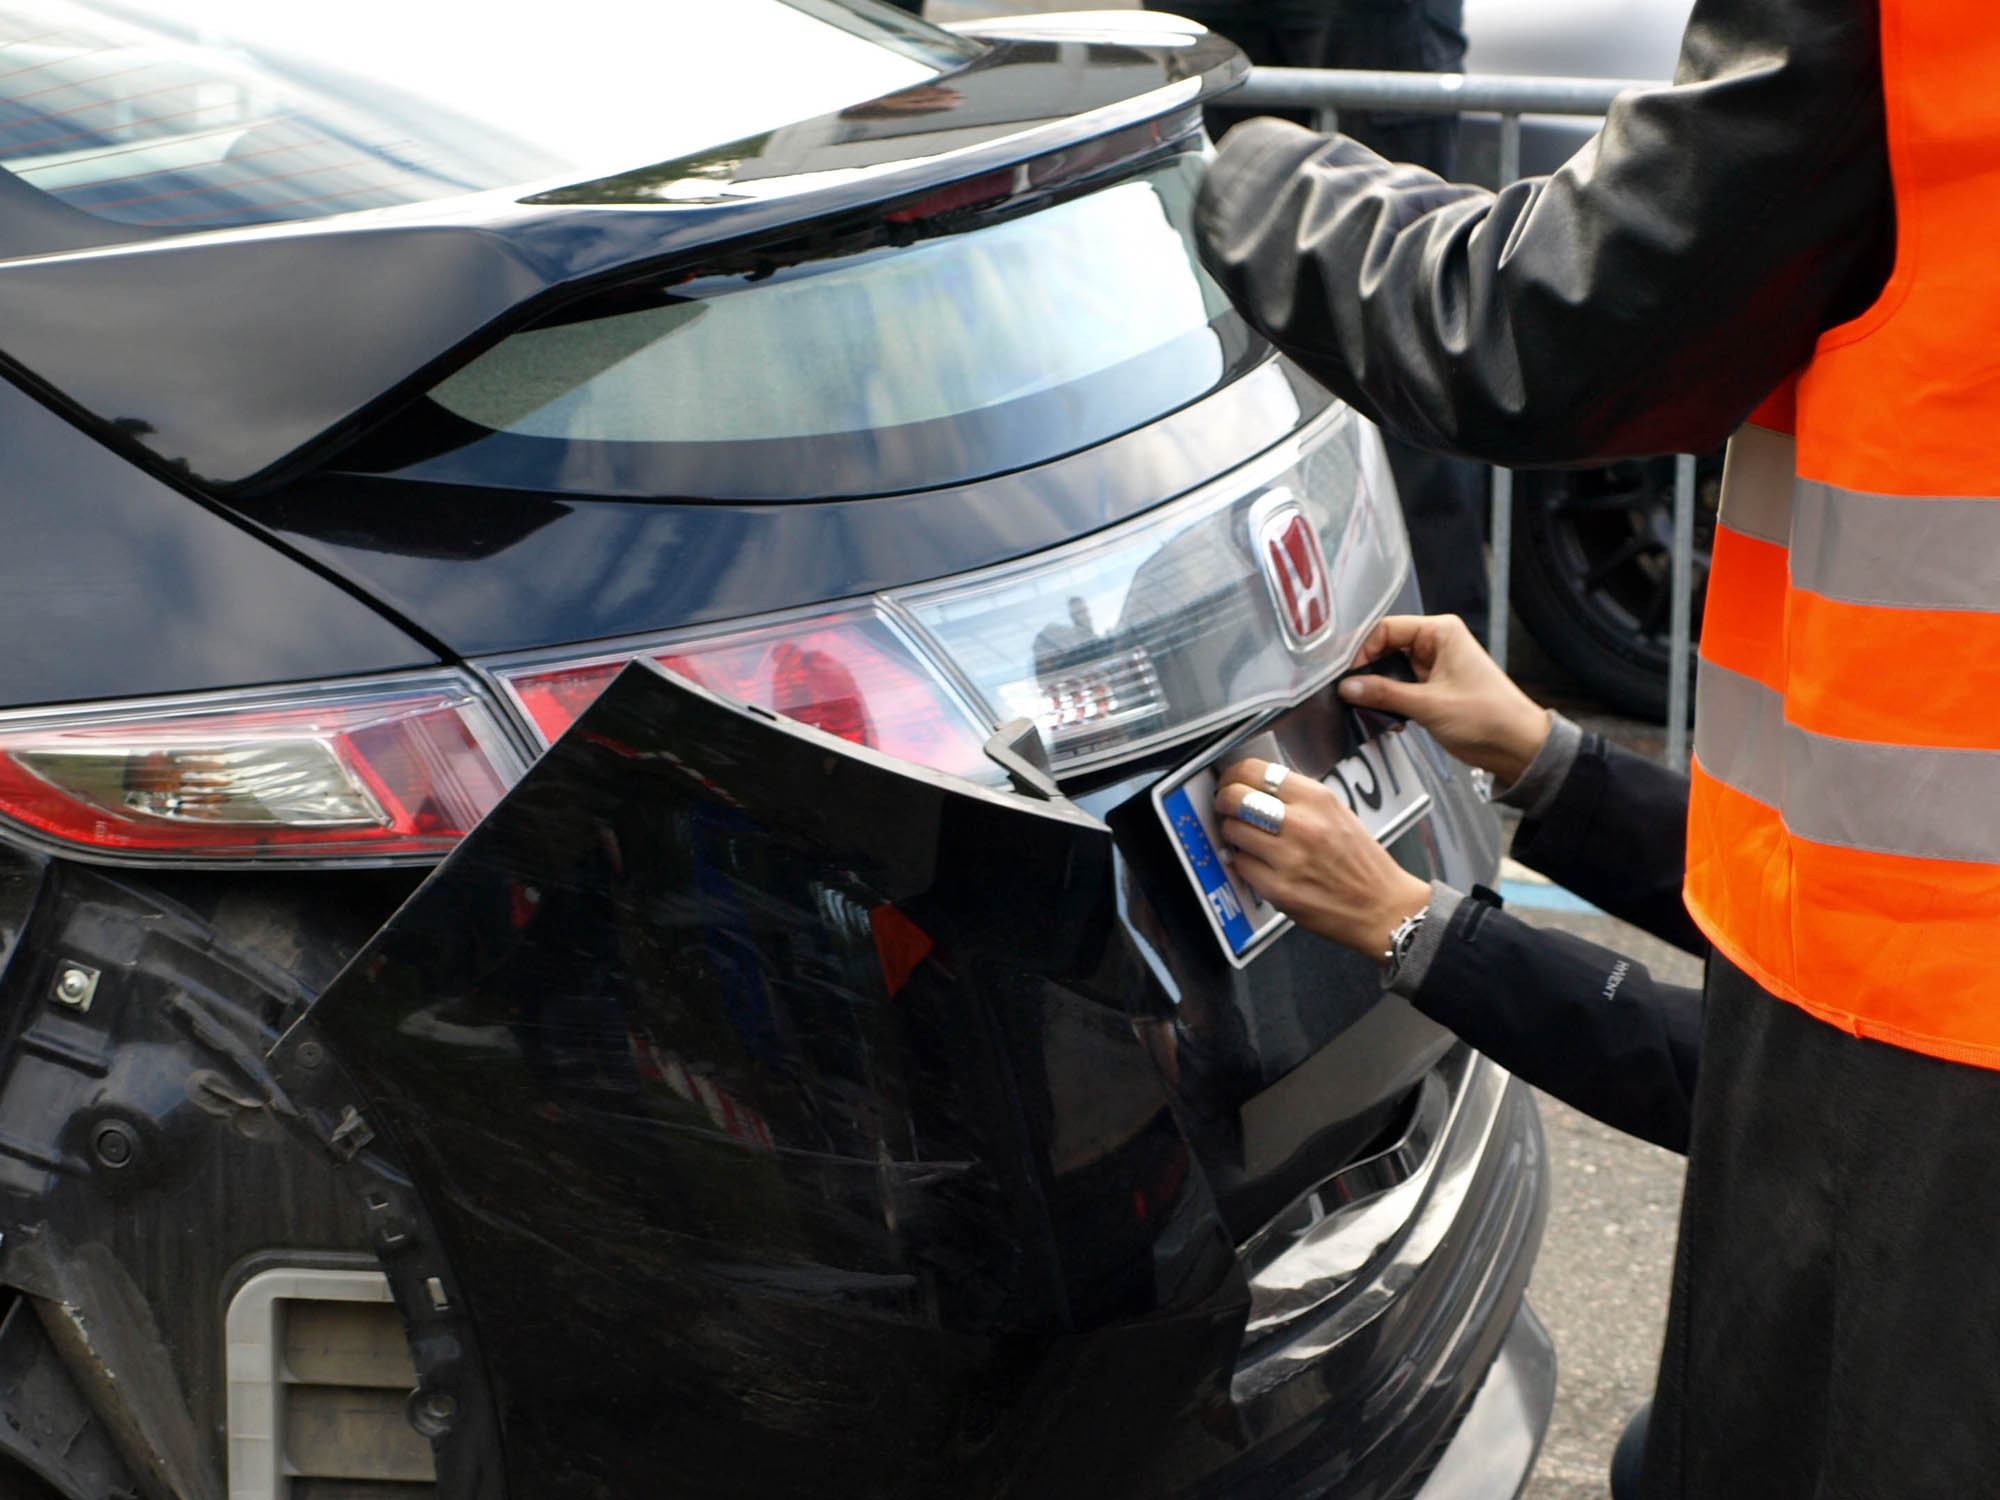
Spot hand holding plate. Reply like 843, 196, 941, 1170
1335, 614, 1550, 785
1216, 759, 1431, 962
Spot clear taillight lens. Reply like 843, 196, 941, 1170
891, 408, 1409, 773
494, 608, 1002, 784
0, 673, 527, 862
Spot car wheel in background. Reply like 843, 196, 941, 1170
1508, 450, 1721, 721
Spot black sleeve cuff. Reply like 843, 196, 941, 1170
1509, 734, 1707, 956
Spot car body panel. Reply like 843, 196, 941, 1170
0, 10, 1552, 1495
0, 378, 435, 710
0, 30, 1244, 492
273, 657, 1544, 1499
230, 361, 1329, 657
273, 659, 1255, 1497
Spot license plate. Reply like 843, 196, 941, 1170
1153, 727, 1432, 968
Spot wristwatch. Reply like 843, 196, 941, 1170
1381, 903, 1431, 986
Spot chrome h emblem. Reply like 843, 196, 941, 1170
1256, 496, 1333, 648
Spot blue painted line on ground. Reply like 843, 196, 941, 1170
1498, 880, 1607, 917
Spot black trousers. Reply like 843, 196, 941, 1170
1642, 955, 2000, 1497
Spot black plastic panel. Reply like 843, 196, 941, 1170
0, 861, 389, 1500
277, 661, 1252, 1498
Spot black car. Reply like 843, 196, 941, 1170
0, 4, 1548, 1497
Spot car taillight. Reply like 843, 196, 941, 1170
0, 673, 527, 863
890, 410, 1411, 773
494, 607, 1002, 783
497, 411, 1411, 785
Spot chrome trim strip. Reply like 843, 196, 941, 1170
1413, 1303, 1556, 1500
1239, 1067, 1453, 1336
1234, 1050, 1512, 1402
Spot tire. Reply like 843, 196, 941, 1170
1508, 452, 1722, 722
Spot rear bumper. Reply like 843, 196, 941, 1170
1209, 1066, 1551, 1498
250, 663, 1548, 1499
0, 656, 1554, 1500
1414, 1303, 1558, 1500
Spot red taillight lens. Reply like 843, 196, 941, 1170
497, 610, 999, 782
0, 674, 526, 862
674, 636, 877, 745
506, 660, 627, 745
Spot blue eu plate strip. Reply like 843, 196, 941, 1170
1162, 785, 1255, 954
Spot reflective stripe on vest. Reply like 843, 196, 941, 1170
1687, 424, 2000, 1066
1684, 0, 2000, 1065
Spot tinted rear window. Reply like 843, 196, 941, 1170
349, 151, 1268, 501
0, 0, 965, 231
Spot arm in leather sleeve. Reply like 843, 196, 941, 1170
1192, 0, 1891, 464
1406, 891, 1700, 1154
1510, 733, 1706, 956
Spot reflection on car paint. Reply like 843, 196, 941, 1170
276, 661, 1256, 1498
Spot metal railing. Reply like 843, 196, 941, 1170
1231, 68, 1697, 765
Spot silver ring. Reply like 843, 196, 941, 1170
1238, 790, 1287, 836
1262, 763, 1290, 795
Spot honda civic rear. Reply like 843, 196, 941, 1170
0, 5, 1548, 1498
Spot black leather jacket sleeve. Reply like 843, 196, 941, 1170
1193, 0, 1892, 464
1409, 735, 1704, 1154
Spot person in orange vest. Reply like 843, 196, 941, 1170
1193, 0, 1999, 1490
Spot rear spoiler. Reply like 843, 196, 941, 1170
0, 26, 1243, 492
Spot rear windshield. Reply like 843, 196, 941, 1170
353, 152, 1267, 501
0, 0, 962, 231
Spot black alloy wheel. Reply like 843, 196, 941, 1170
1508, 451, 1724, 722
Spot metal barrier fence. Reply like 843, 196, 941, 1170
1231, 68, 1696, 765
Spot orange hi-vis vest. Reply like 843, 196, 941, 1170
1683, 0, 2000, 1067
